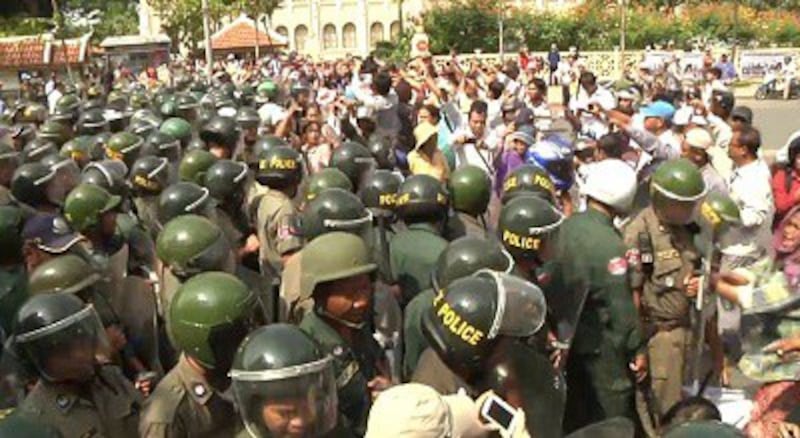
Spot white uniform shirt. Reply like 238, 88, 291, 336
722, 159, 774, 260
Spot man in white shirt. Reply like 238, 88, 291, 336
523, 77, 552, 133
723, 125, 774, 266
705, 90, 735, 181
568, 71, 616, 139
451, 100, 500, 176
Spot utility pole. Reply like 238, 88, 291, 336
499, 14, 504, 62
732, 0, 740, 68
202, 0, 213, 82
50, 0, 74, 83
254, 1, 261, 61
619, 0, 626, 79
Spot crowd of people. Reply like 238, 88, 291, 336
0, 45, 797, 438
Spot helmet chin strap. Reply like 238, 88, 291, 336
317, 308, 367, 330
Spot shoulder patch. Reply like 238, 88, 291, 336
607, 257, 628, 276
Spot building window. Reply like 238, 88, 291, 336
370, 22, 384, 48
342, 23, 356, 49
390, 21, 401, 42
294, 25, 308, 51
323, 24, 337, 49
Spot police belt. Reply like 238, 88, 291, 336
641, 316, 689, 337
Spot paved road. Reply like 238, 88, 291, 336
744, 98, 799, 151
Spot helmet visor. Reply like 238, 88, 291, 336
231, 357, 338, 438
186, 232, 236, 275
50, 158, 81, 199
15, 304, 109, 382
476, 270, 547, 339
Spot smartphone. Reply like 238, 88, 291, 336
480, 394, 518, 435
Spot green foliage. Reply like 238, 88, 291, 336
422, 0, 800, 55
149, 0, 239, 52
373, 29, 414, 63
0, 16, 50, 37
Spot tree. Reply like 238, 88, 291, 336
239, 0, 282, 58
150, 0, 238, 53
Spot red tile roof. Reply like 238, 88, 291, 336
0, 35, 88, 68
211, 19, 287, 51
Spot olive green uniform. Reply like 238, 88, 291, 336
557, 208, 644, 433
215, 207, 245, 249
0, 186, 10, 206
623, 206, 698, 416
403, 288, 435, 379
18, 365, 142, 438
255, 189, 302, 279
300, 311, 382, 436
444, 211, 489, 241
389, 223, 448, 306
133, 196, 161, 241
0, 265, 28, 334
139, 354, 240, 438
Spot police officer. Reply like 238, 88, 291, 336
157, 181, 216, 227
11, 162, 64, 213
622, 159, 706, 417
141, 131, 182, 164
235, 107, 261, 158
498, 194, 564, 281
204, 160, 252, 243
13, 293, 142, 437
390, 174, 449, 307
297, 232, 388, 435
159, 117, 193, 150
0, 205, 27, 334
445, 164, 492, 240
359, 169, 403, 283
201, 116, 240, 160
301, 188, 372, 242
0, 143, 20, 205
403, 235, 513, 379
330, 141, 375, 189
413, 271, 556, 436
63, 183, 121, 256
558, 159, 646, 432
60, 135, 98, 169
140, 271, 261, 437
230, 324, 350, 438
129, 156, 171, 239
104, 131, 144, 168
255, 145, 303, 281
500, 163, 557, 205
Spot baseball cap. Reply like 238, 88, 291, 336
684, 128, 714, 150
730, 106, 753, 124
508, 125, 535, 146
365, 384, 484, 438
640, 101, 676, 121
414, 122, 438, 150
22, 213, 84, 254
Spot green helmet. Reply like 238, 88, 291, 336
501, 164, 556, 204
107, 90, 128, 111
256, 145, 302, 189
0, 205, 24, 262
699, 191, 741, 232
160, 117, 193, 147
179, 149, 218, 184
17, 102, 48, 124
330, 141, 375, 188
255, 80, 278, 103
55, 94, 81, 115
36, 120, 72, 147
175, 93, 200, 111
63, 183, 121, 232
302, 188, 371, 241
142, 131, 182, 162
498, 195, 564, 260
367, 135, 395, 170
60, 135, 95, 167
395, 174, 448, 223
76, 109, 108, 136
0, 142, 18, 165
129, 91, 149, 110
28, 254, 101, 295
14, 293, 105, 382
422, 271, 546, 373
305, 168, 353, 202
158, 182, 214, 225
11, 162, 56, 207
81, 160, 129, 198
236, 107, 260, 129
358, 170, 402, 214
127, 119, 158, 139
105, 131, 144, 167
204, 159, 248, 204
298, 232, 376, 300
49, 105, 77, 125
250, 135, 289, 166
130, 156, 171, 195
0, 413, 62, 438
169, 271, 258, 370
21, 138, 58, 163
650, 159, 707, 225
156, 215, 234, 278
230, 324, 338, 438
449, 165, 491, 216
432, 236, 514, 291
159, 100, 179, 119
200, 116, 240, 150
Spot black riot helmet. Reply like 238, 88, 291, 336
302, 188, 372, 241
330, 141, 375, 188
256, 145, 302, 190
395, 174, 448, 224
358, 169, 402, 216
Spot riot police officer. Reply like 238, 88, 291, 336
63, 183, 121, 253
0, 144, 19, 205
13, 294, 143, 437
230, 324, 348, 438
129, 156, 171, 239
201, 116, 240, 160
178, 149, 217, 185
104, 131, 144, 168
204, 159, 252, 248
301, 188, 372, 242
330, 141, 375, 189
390, 174, 449, 307
500, 163, 557, 205
0, 205, 27, 333
140, 271, 261, 437
297, 232, 387, 436
622, 158, 706, 417
254, 146, 303, 281
11, 162, 64, 213
403, 235, 514, 379
159, 117, 193, 150
498, 194, 564, 281
304, 167, 354, 203
157, 181, 216, 227
445, 164, 492, 240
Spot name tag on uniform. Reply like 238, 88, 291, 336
336, 361, 360, 389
